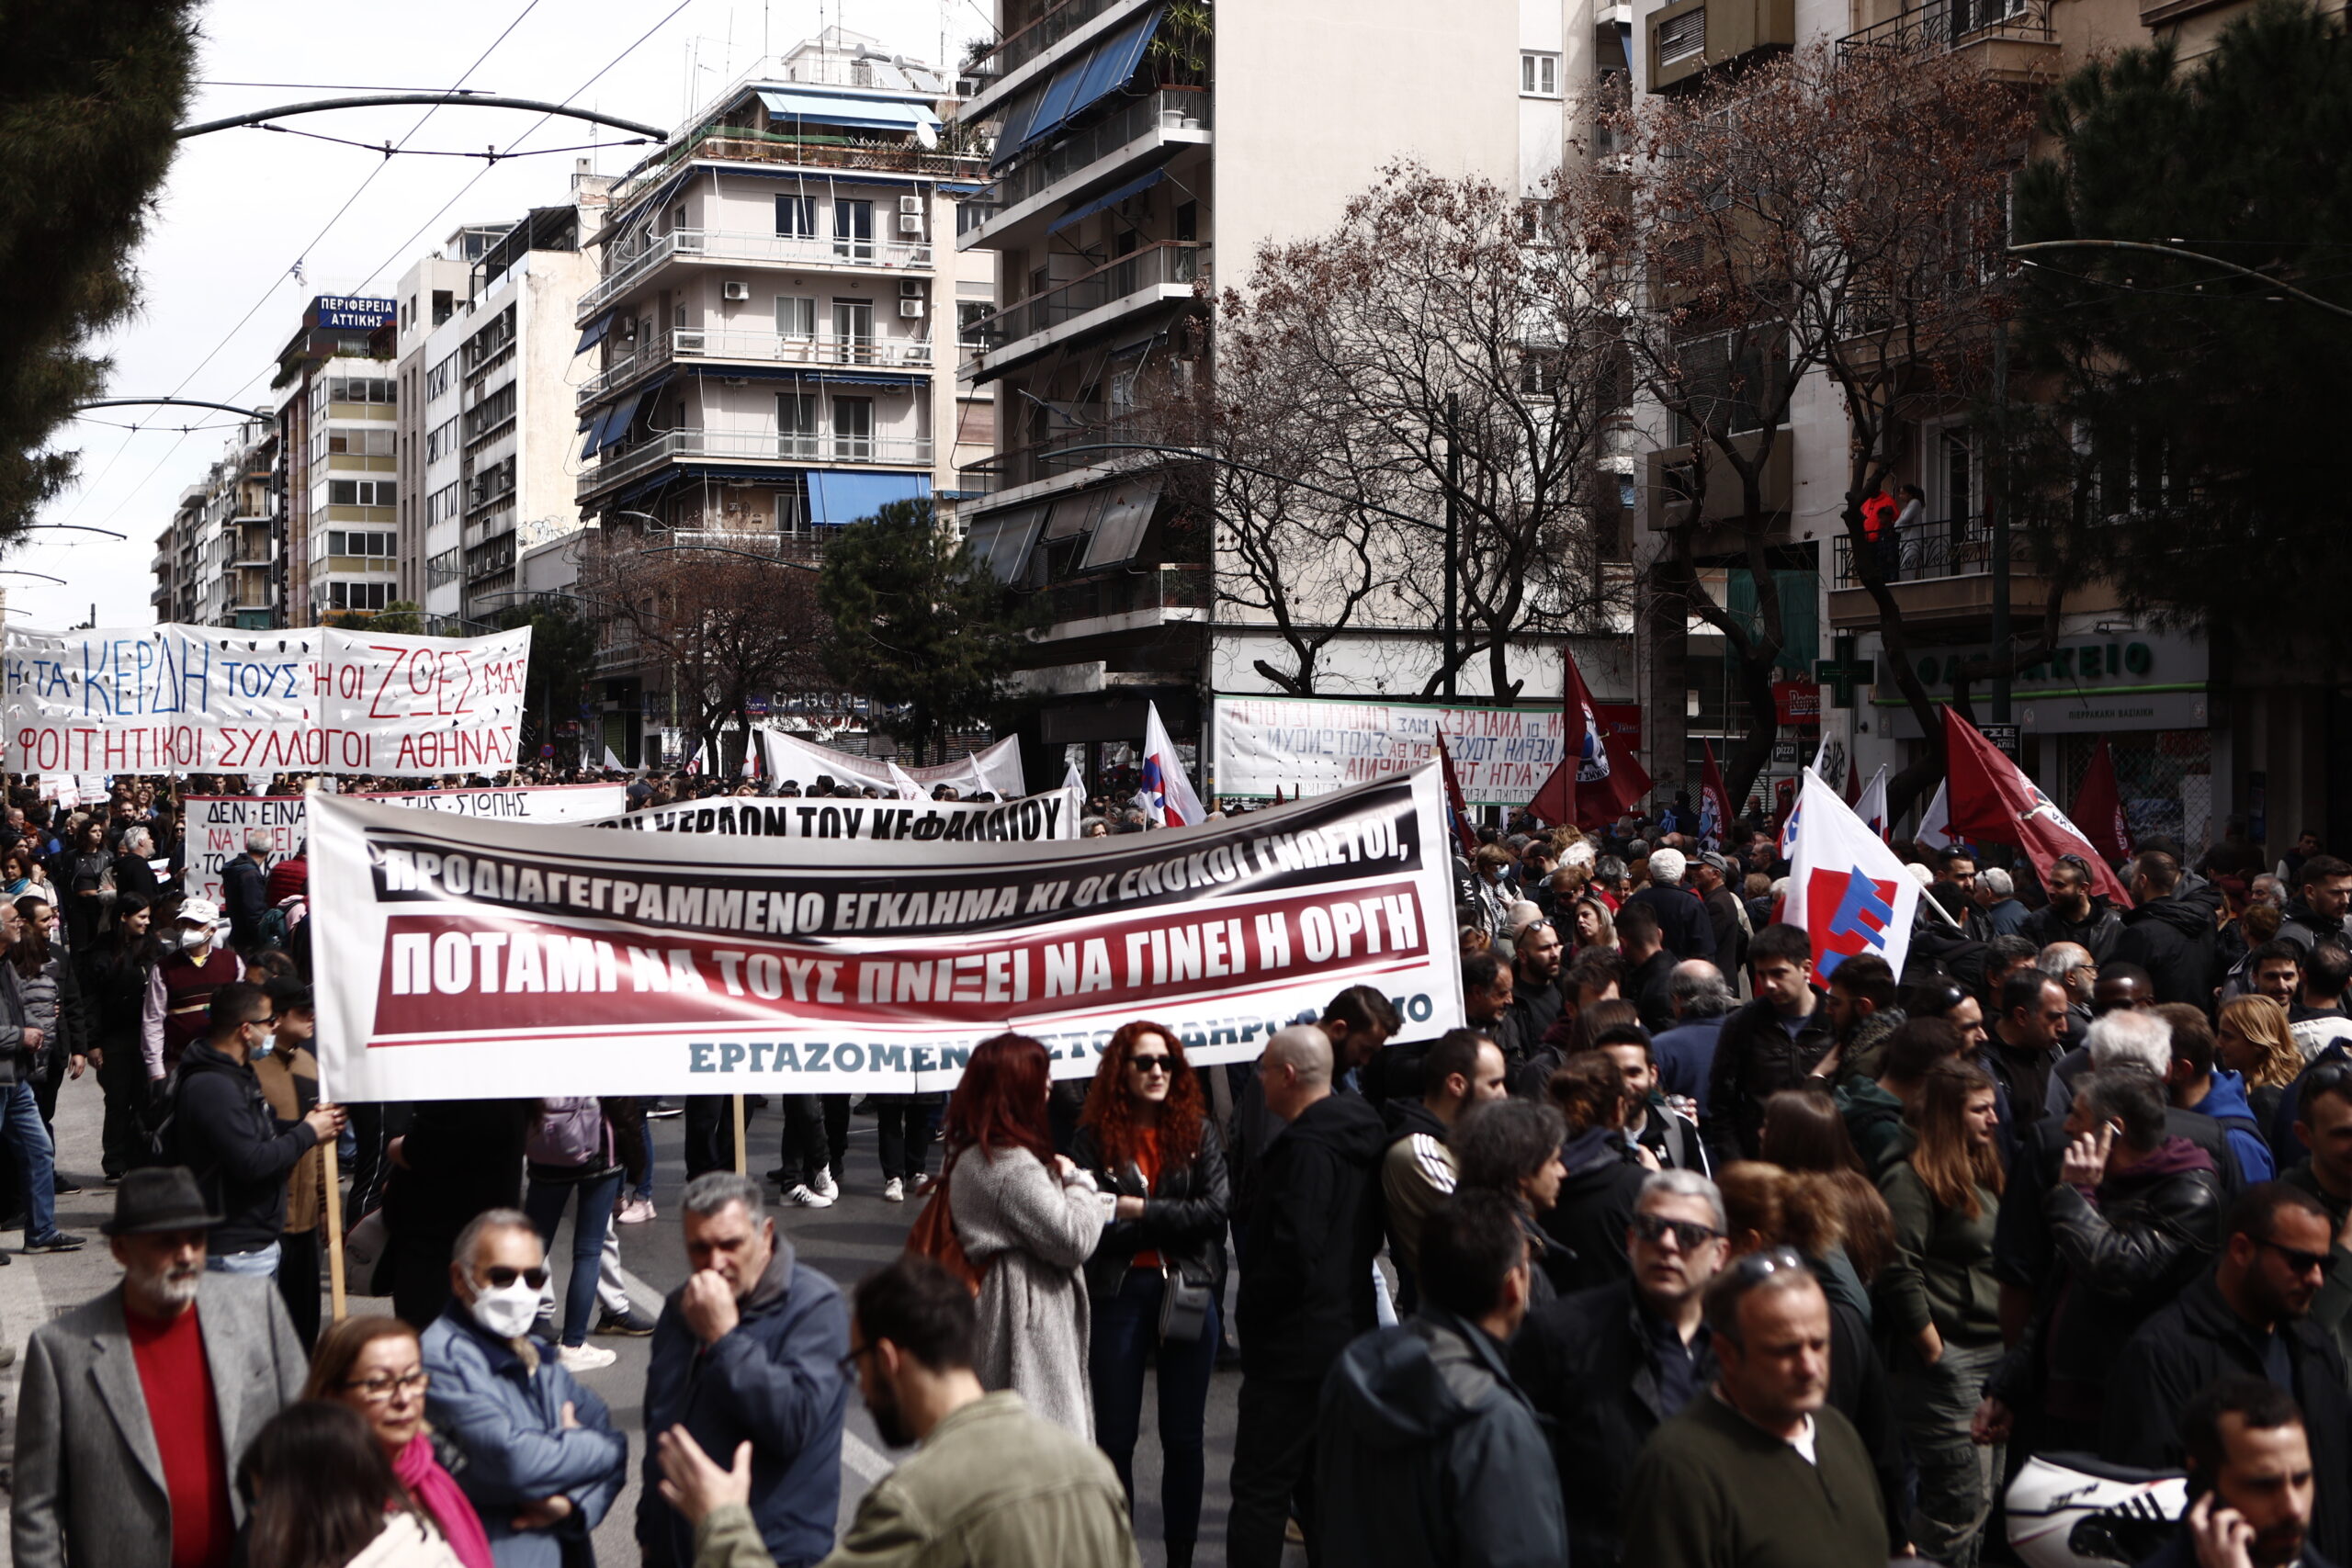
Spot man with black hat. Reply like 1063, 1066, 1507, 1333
13, 1167, 308, 1568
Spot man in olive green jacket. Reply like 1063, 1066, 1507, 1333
657, 1256, 1138, 1568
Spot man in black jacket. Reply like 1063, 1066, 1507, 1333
1512, 1168, 1728, 1566
1617, 901, 1679, 1036
172, 981, 343, 1280
1228, 1025, 1387, 1568
219, 829, 272, 953
1624, 848, 1716, 964
2102, 1183, 2352, 1564
2113, 851, 2224, 1008
2020, 854, 2124, 963
1705, 923, 1834, 1167
1505, 918, 1566, 1050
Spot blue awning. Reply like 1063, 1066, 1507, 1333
757, 90, 943, 135
575, 312, 615, 354
994, 7, 1162, 165
808, 470, 932, 525
582, 389, 647, 458
1046, 167, 1169, 235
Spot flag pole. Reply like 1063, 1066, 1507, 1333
322, 1134, 347, 1322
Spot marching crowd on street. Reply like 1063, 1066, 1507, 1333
2, 770, 2350, 1568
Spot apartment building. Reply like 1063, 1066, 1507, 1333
148, 417, 281, 629
266, 295, 400, 626
402, 180, 611, 631
571, 28, 997, 757
1629, 0, 2247, 845
392, 226, 502, 612
950, 0, 1622, 784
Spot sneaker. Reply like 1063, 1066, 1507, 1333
23, 1231, 85, 1254
51, 1176, 80, 1196
558, 1343, 617, 1373
811, 1166, 838, 1199
786, 1183, 834, 1209
644, 1101, 684, 1121
882, 1178, 905, 1203
616, 1198, 656, 1224
911, 1174, 941, 1200
595, 1303, 658, 1337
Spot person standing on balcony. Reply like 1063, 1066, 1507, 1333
1861, 484, 1900, 582
1895, 484, 1927, 574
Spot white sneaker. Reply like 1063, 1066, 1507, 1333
558, 1343, 617, 1373
883, 1178, 905, 1203
786, 1183, 834, 1209
812, 1166, 838, 1199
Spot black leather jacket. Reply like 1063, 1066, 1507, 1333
1070, 1117, 1231, 1301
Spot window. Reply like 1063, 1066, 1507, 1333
833, 199, 875, 261
775, 196, 817, 238
1521, 51, 1560, 96
468, 457, 515, 509
427, 482, 464, 526
425, 417, 462, 464
833, 299, 875, 361
958, 300, 992, 349
327, 531, 395, 558
328, 479, 397, 506
424, 355, 457, 401
462, 383, 517, 442
1108, 367, 1138, 419
328, 581, 392, 612
1657, 7, 1707, 65
831, 397, 874, 460
775, 296, 816, 339
327, 426, 396, 457
427, 548, 461, 587
431, 289, 454, 327
776, 474, 812, 535
779, 393, 819, 459
325, 377, 396, 404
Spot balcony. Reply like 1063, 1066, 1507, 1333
577, 329, 935, 408
1836, 0, 2058, 83
956, 417, 1117, 494
1036, 564, 1208, 636
1827, 522, 2052, 629
963, 90, 1210, 241
605, 126, 987, 221
576, 427, 934, 501
579, 228, 938, 325
967, 0, 1135, 94
961, 241, 1207, 379
1648, 0, 1795, 90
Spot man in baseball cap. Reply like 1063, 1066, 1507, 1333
1690, 851, 1751, 982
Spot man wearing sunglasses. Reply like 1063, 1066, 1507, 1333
1511, 1169, 1730, 1567
2101, 1183, 2352, 1564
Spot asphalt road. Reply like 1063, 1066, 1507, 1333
0, 1081, 1280, 1567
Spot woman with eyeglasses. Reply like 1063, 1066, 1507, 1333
1877, 1059, 2007, 1568
943, 1032, 1107, 1439
302, 1316, 492, 1568
1069, 1021, 1228, 1568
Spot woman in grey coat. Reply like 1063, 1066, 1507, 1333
944, 1032, 1107, 1438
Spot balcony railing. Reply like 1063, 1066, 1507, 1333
1831, 520, 2034, 587
963, 241, 1206, 370
605, 126, 987, 220
1838, 0, 2052, 58
576, 329, 935, 407
577, 428, 934, 499
956, 415, 1121, 493
967, 0, 1130, 85
1037, 564, 1207, 626
580, 227, 939, 323
967, 90, 1209, 224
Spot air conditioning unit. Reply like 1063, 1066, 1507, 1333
900, 279, 925, 297
899, 195, 922, 215
899, 299, 926, 318
722, 281, 751, 301
897, 214, 924, 234
721, 377, 750, 386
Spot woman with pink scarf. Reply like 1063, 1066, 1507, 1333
304, 1317, 493, 1568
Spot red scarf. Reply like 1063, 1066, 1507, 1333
392, 1435, 492, 1568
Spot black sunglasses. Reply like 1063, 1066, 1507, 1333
2257, 1236, 2331, 1276
1128, 1054, 1175, 1073
1633, 1211, 1725, 1251
482, 1265, 550, 1291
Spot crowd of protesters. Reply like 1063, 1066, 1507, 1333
7, 761, 2352, 1568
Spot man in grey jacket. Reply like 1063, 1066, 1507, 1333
13, 1167, 309, 1568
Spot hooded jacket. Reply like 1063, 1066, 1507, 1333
1835, 1075, 1913, 1178
2188, 1067, 2274, 1185
2112, 884, 2223, 1007
1316, 1310, 1566, 1568
2280, 898, 2352, 956
2020, 897, 2124, 964
172, 1036, 320, 1256
1539, 1125, 1648, 1296
1237, 1089, 1388, 1379
638, 1233, 849, 1568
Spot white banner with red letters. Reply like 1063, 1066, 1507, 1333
310, 768, 1461, 1098
2, 623, 530, 776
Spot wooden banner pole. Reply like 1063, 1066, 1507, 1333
731, 1094, 747, 1178
322, 1131, 347, 1323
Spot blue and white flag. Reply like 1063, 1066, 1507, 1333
1136, 701, 1206, 828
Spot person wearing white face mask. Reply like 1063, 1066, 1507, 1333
422, 1211, 628, 1568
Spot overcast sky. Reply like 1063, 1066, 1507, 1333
22, 0, 989, 632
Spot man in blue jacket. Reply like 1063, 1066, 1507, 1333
423, 1210, 628, 1568
638, 1170, 848, 1568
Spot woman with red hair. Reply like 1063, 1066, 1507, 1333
943, 1032, 1107, 1438
1071, 1021, 1229, 1568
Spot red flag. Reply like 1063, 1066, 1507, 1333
2071, 737, 2134, 863
1698, 739, 1734, 852
1845, 757, 1862, 806
1436, 734, 1480, 855
1530, 646, 1651, 829
1942, 709, 2133, 908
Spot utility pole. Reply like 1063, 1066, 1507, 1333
1442, 392, 1460, 700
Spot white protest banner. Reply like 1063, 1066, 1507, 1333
587, 787, 1080, 844
755, 730, 1026, 799
1212, 694, 1637, 807
311, 768, 1460, 1099
3, 623, 532, 776
315, 626, 531, 775
185, 784, 627, 905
